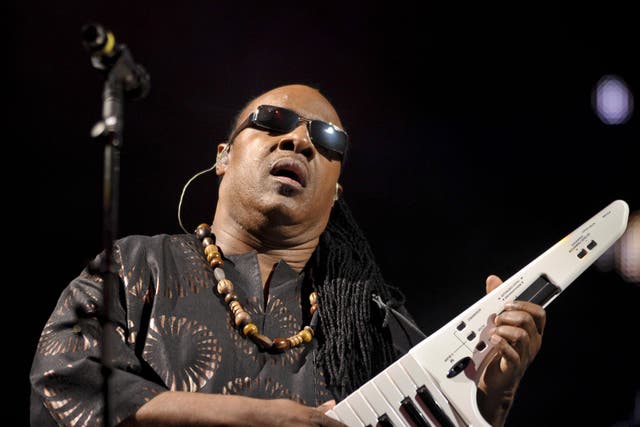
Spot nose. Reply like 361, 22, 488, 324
277, 122, 315, 160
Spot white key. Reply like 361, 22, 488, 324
332, 401, 365, 426
359, 380, 407, 426
348, 391, 380, 426
325, 409, 340, 422
373, 372, 404, 409
386, 359, 419, 398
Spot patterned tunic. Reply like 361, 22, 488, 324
29, 234, 420, 426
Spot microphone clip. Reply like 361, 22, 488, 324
81, 23, 150, 101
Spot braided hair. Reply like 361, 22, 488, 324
310, 196, 406, 400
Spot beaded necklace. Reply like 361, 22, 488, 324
195, 223, 318, 352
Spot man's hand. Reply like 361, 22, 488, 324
477, 274, 547, 426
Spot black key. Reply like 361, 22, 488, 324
377, 413, 395, 427
401, 397, 431, 426
416, 385, 456, 427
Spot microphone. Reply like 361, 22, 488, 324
81, 22, 150, 100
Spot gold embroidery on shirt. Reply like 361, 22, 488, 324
143, 315, 221, 392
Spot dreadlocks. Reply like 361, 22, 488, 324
311, 196, 406, 399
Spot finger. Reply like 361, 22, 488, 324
309, 410, 348, 427
504, 300, 547, 335
316, 400, 336, 412
490, 333, 521, 371
322, 414, 349, 427
495, 308, 540, 358
496, 308, 539, 340
492, 324, 531, 361
485, 274, 503, 294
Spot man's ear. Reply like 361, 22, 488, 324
330, 182, 343, 207
215, 143, 230, 175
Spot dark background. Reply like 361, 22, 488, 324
14, 1, 638, 426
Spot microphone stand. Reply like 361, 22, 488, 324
83, 23, 150, 426
95, 69, 123, 427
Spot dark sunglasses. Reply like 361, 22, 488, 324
228, 105, 349, 158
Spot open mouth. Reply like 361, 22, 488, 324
270, 157, 308, 188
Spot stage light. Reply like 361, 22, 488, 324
593, 75, 634, 125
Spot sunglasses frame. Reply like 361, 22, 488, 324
227, 105, 349, 158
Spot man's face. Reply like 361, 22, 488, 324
217, 85, 344, 236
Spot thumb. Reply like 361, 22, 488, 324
485, 274, 503, 294
316, 399, 337, 412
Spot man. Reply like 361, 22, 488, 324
30, 84, 546, 426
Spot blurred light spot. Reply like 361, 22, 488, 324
593, 75, 634, 125
596, 210, 640, 284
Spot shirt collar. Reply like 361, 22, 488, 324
224, 250, 302, 290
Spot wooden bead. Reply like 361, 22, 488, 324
309, 292, 318, 306
207, 253, 220, 263
229, 301, 241, 313
234, 311, 252, 327
216, 279, 233, 295
195, 224, 211, 240
209, 258, 224, 269
273, 338, 289, 351
204, 244, 220, 257
224, 293, 238, 304
310, 305, 317, 315
232, 305, 245, 317
299, 329, 312, 343
251, 333, 273, 350
288, 336, 303, 347
243, 323, 258, 336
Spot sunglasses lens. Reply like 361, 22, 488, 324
309, 121, 348, 155
252, 105, 348, 158
255, 106, 299, 132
